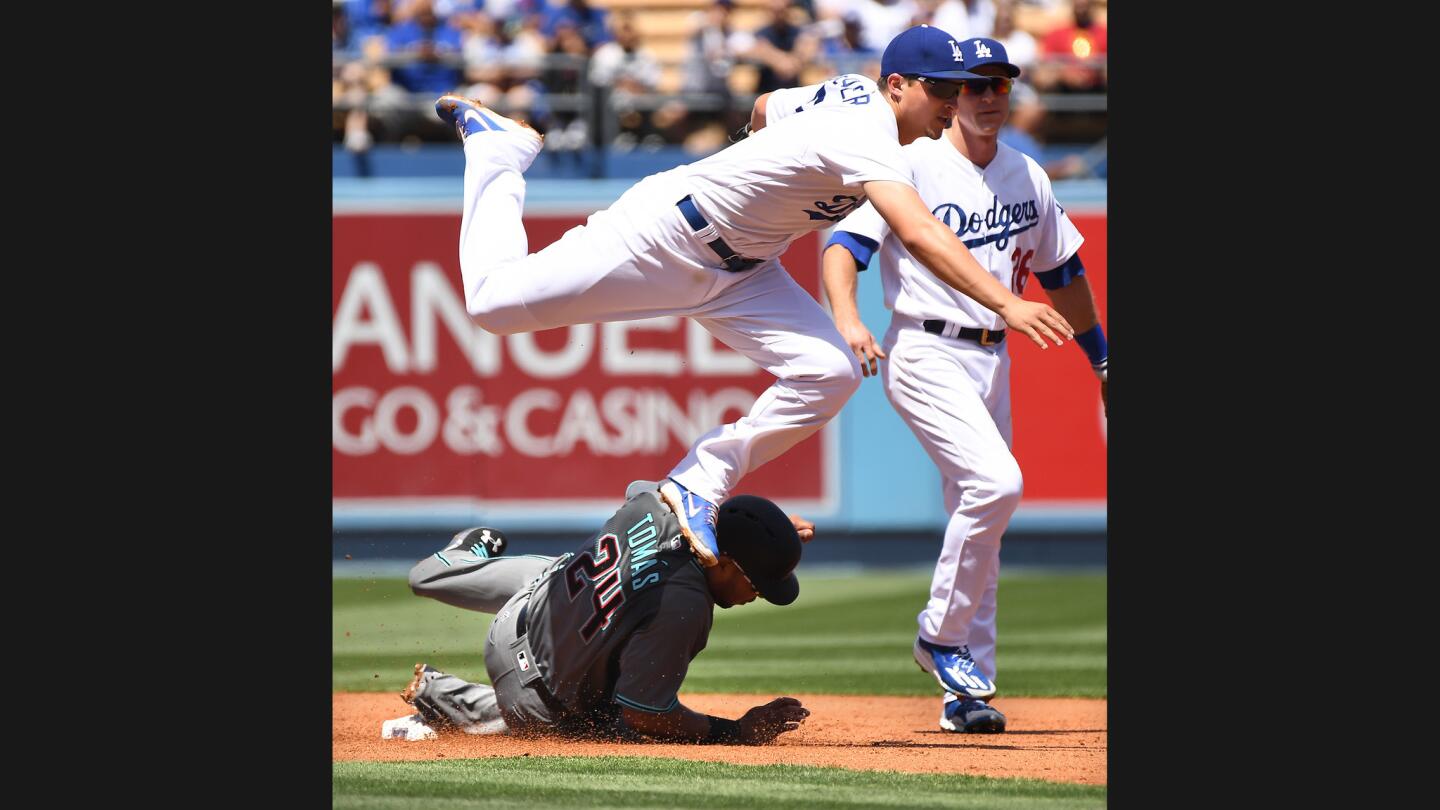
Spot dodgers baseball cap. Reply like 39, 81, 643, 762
958, 36, 1021, 77
880, 25, 983, 81
716, 495, 803, 606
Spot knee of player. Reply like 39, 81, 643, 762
988, 460, 1024, 505
817, 347, 864, 399
466, 304, 524, 336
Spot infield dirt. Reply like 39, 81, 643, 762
334, 693, 1106, 785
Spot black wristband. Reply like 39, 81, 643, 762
705, 715, 742, 744
729, 122, 752, 143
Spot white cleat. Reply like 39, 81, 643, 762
381, 713, 438, 741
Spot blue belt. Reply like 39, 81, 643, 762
676, 195, 764, 273
922, 319, 1006, 346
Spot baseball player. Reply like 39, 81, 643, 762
432, 24, 1074, 570
381, 481, 814, 744
820, 37, 1107, 734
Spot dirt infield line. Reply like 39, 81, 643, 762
334, 693, 1106, 785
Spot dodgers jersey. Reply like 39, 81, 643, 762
668, 74, 914, 261
523, 486, 714, 719
834, 137, 1084, 331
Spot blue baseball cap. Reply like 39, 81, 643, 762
958, 37, 1021, 78
880, 25, 983, 81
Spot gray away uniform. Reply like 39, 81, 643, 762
406, 482, 715, 738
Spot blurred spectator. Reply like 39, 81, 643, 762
814, 10, 881, 77
846, 0, 921, 53
921, 0, 995, 40
1033, 0, 1105, 91
334, 2, 356, 53
458, 10, 505, 97
590, 14, 668, 148
333, 49, 413, 167
750, 0, 820, 93
589, 14, 661, 94
682, 0, 756, 95
1007, 0, 1076, 37
450, 8, 548, 133
539, 0, 610, 48
343, 0, 400, 42
537, 19, 594, 156
386, 0, 466, 94
990, 0, 1037, 72
541, 19, 592, 94
997, 81, 1088, 179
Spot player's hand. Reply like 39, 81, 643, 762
738, 697, 810, 744
1000, 299, 1073, 349
836, 317, 886, 377
789, 514, 815, 543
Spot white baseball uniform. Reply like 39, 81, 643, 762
830, 136, 1083, 680
457, 74, 914, 505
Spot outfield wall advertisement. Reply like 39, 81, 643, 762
332, 215, 832, 521
333, 211, 1106, 528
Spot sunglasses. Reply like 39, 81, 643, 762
958, 76, 1014, 96
908, 75, 962, 100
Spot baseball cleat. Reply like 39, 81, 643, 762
658, 478, 720, 567
401, 662, 443, 705
381, 713, 439, 741
443, 526, 509, 559
434, 95, 543, 146
939, 694, 1007, 733
913, 636, 996, 699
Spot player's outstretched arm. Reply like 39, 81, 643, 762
620, 697, 808, 744
863, 180, 1075, 350
822, 244, 886, 377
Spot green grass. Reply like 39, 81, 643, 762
333, 570, 1105, 697
332, 757, 1107, 809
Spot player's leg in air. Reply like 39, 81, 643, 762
407, 527, 551, 613
434, 95, 718, 337
659, 267, 862, 563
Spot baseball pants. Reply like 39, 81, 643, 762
881, 315, 1022, 681
455, 133, 862, 505
407, 553, 559, 733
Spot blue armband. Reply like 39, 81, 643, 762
1034, 252, 1086, 290
1075, 324, 1107, 369
826, 231, 879, 272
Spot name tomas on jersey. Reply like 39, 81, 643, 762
931, 194, 1040, 251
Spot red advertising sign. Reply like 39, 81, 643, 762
332, 214, 831, 516
1007, 211, 1107, 502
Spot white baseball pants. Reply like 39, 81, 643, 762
456, 131, 862, 505
882, 315, 1022, 681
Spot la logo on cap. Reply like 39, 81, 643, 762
949, 39, 963, 61
974, 40, 993, 58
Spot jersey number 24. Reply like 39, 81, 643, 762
564, 533, 626, 643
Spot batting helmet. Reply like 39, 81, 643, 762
716, 495, 803, 606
